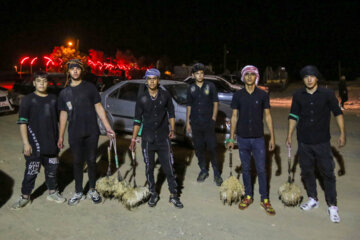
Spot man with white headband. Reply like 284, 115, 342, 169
226, 65, 276, 215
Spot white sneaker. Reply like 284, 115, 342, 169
68, 192, 85, 206
328, 206, 340, 223
47, 191, 66, 203
300, 197, 319, 211
11, 196, 30, 210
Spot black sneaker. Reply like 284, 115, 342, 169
214, 175, 223, 186
169, 195, 184, 209
148, 193, 159, 207
197, 171, 209, 182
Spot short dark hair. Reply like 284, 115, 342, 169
32, 71, 48, 81
192, 63, 205, 73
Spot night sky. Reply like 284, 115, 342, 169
0, 0, 359, 79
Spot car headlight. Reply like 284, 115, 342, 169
225, 117, 231, 130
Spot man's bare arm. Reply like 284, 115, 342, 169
335, 114, 346, 147
264, 109, 275, 151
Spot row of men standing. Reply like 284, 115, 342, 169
130, 62, 345, 223
12, 60, 346, 223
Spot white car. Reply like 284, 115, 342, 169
0, 87, 14, 113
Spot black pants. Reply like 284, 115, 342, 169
298, 141, 337, 206
191, 123, 220, 176
142, 139, 177, 195
69, 134, 99, 193
21, 155, 59, 195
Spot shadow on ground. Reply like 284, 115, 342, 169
30, 134, 131, 201
155, 143, 194, 196
0, 169, 14, 208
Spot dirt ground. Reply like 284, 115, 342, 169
1, 83, 360, 240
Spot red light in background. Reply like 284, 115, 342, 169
30, 57, 38, 65
44, 56, 54, 66
0, 84, 13, 90
20, 57, 30, 64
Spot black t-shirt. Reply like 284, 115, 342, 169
17, 93, 59, 156
58, 81, 101, 139
134, 88, 175, 143
231, 87, 270, 138
186, 81, 219, 126
288, 87, 342, 144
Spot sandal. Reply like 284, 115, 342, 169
238, 195, 253, 210
261, 199, 276, 216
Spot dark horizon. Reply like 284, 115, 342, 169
0, 0, 359, 79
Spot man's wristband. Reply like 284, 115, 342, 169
225, 139, 235, 143
131, 138, 137, 142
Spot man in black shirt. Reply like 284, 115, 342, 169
58, 59, 115, 206
226, 65, 276, 216
12, 72, 66, 209
129, 68, 183, 208
286, 65, 346, 223
186, 63, 223, 186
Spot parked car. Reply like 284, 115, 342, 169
220, 74, 242, 85
0, 86, 15, 113
11, 73, 66, 106
184, 75, 269, 105
98, 80, 232, 144
96, 75, 126, 92
183, 75, 240, 105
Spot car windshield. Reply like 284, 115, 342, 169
164, 84, 188, 105
206, 79, 233, 93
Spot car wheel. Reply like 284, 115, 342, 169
98, 112, 114, 135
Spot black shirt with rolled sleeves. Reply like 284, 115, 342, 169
289, 87, 343, 144
186, 81, 219, 126
17, 93, 59, 156
58, 81, 101, 139
134, 88, 175, 143
231, 87, 270, 138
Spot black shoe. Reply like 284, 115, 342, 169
169, 195, 183, 209
214, 175, 223, 186
197, 171, 209, 182
148, 193, 159, 207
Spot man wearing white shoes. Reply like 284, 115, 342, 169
286, 65, 346, 223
